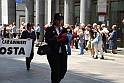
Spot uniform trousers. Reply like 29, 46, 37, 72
47, 53, 68, 83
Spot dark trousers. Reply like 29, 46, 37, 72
74, 39, 79, 49
26, 48, 34, 69
26, 57, 30, 69
103, 40, 107, 52
13, 33, 16, 38
47, 54, 67, 83
84, 40, 88, 48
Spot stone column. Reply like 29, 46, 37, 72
86, 0, 92, 24
1, 0, 16, 25
36, 0, 45, 41
25, 0, 34, 23
48, 0, 52, 24
80, 0, 86, 24
45, 0, 48, 24
69, 0, 75, 25
8, 0, 16, 24
64, 0, 75, 25
55, 0, 59, 13
64, 0, 69, 25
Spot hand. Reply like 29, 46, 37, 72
2, 37, 4, 40
27, 38, 30, 40
108, 37, 110, 41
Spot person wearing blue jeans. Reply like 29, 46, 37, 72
79, 43, 84, 54
78, 24, 85, 55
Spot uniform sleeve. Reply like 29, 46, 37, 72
45, 27, 57, 44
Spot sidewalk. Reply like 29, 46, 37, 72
72, 47, 124, 59
38, 41, 124, 59
105, 47, 124, 58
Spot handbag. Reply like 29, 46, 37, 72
92, 36, 99, 44
37, 44, 51, 55
37, 36, 51, 55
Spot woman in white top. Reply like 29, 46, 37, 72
93, 25, 104, 59
84, 26, 90, 49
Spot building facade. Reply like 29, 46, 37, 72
0, 0, 124, 40
92, 0, 124, 39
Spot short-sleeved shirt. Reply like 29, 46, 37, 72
35, 26, 40, 32
12, 25, 17, 33
110, 30, 117, 41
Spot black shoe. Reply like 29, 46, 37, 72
27, 68, 30, 70
105, 50, 107, 53
94, 56, 98, 59
112, 52, 117, 54
100, 56, 104, 59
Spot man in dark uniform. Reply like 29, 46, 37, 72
45, 13, 69, 83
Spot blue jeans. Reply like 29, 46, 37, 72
79, 43, 84, 54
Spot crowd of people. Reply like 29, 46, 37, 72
0, 21, 118, 57
0, 22, 41, 45
55, 22, 118, 59
44, 21, 118, 58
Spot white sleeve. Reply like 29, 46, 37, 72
74, 28, 77, 33
104, 28, 109, 33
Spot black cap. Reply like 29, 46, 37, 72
54, 13, 64, 20
27, 23, 31, 27
75, 23, 79, 26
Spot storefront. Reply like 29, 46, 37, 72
92, 0, 124, 41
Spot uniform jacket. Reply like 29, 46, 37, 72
45, 26, 69, 56
21, 30, 36, 57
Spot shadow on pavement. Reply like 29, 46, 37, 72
103, 58, 115, 61
0, 56, 117, 83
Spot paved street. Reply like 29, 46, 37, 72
0, 47, 124, 83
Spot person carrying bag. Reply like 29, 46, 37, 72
93, 25, 104, 59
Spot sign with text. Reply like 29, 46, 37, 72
0, 38, 32, 57
97, 0, 107, 14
